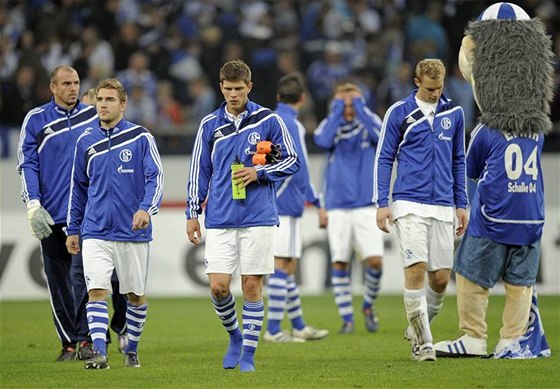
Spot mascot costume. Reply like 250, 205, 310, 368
434, 2, 553, 359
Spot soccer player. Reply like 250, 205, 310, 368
263, 73, 329, 343
374, 58, 468, 361
313, 81, 384, 334
17, 65, 96, 361
81, 88, 128, 354
66, 78, 163, 369
186, 60, 299, 372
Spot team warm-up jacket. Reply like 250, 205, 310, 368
374, 91, 468, 209
465, 124, 545, 246
67, 119, 164, 241
313, 97, 382, 210
187, 100, 300, 228
274, 103, 320, 217
17, 99, 97, 223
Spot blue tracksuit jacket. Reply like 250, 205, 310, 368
17, 99, 97, 223
186, 100, 300, 228
67, 119, 164, 241
313, 97, 382, 210
274, 103, 320, 217
465, 124, 545, 245
374, 91, 468, 209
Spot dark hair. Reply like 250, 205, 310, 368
277, 73, 305, 104
219, 59, 252, 84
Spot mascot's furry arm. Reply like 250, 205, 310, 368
458, 6, 554, 137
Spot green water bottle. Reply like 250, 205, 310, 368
231, 160, 246, 200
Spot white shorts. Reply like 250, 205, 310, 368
82, 239, 149, 295
205, 226, 275, 275
327, 206, 384, 263
394, 214, 454, 271
274, 216, 301, 258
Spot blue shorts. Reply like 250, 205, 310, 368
453, 234, 541, 289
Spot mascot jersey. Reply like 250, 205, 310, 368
466, 123, 545, 246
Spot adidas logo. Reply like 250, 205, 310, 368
44, 127, 54, 134
214, 130, 224, 138
406, 116, 415, 124
88, 148, 96, 155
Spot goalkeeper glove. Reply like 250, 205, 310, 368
252, 141, 281, 165
27, 199, 55, 240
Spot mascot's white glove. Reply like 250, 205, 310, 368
27, 199, 55, 240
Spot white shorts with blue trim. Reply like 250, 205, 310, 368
82, 239, 149, 295
274, 216, 301, 258
204, 226, 275, 275
394, 214, 454, 271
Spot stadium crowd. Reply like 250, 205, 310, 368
0, 0, 559, 158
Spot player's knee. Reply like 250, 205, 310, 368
88, 288, 108, 302
366, 256, 382, 270
210, 284, 230, 301
429, 272, 450, 293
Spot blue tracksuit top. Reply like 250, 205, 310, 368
17, 99, 97, 223
274, 103, 320, 217
374, 90, 468, 209
465, 124, 545, 245
186, 100, 300, 228
67, 119, 164, 241
313, 97, 382, 210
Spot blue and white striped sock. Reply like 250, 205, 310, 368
126, 302, 147, 354
332, 268, 353, 324
86, 301, 109, 356
212, 293, 242, 369
266, 270, 288, 334
286, 274, 306, 330
363, 267, 382, 311
240, 299, 264, 372
212, 293, 240, 334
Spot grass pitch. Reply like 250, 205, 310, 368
1, 295, 558, 388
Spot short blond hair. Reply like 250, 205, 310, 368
82, 88, 97, 105
96, 78, 127, 103
333, 81, 362, 97
415, 59, 446, 80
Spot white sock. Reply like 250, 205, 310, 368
425, 285, 445, 323
404, 288, 432, 346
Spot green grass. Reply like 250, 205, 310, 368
1, 295, 559, 388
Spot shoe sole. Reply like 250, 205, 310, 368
435, 350, 486, 358
84, 360, 110, 370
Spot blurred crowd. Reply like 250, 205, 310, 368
1, 0, 559, 157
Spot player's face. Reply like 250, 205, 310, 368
50, 69, 80, 110
220, 80, 252, 116
415, 75, 444, 104
96, 88, 126, 128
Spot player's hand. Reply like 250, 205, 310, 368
318, 207, 328, 229
233, 167, 257, 188
187, 218, 201, 245
27, 200, 54, 240
66, 235, 80, 255
376, 207, 394, 234
455, 208, 468, 236
132, 210, 150, 230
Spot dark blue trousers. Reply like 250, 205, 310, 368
40, 225, 89, 347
